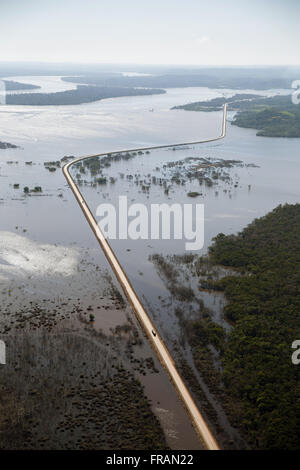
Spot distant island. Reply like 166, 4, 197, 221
3, 80, 40, 91
231, 95, 300, 137
0, 141, 18, 149
6, 85, 166, 106
173, 94, 300, 137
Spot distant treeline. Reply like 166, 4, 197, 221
63, 74, 293, 90
6, 85, 166, 106
3, 80, 40, 91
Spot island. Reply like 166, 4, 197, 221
6, 85, 166, 106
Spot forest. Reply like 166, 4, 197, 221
6, 85, 165, 106
62, 71, 294, 90
232, 105, 300, 137
204, 204, 300, 449
172, 94, 262, 111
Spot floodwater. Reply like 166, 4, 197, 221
1, 76, 300, 448
69, 117, 300, 337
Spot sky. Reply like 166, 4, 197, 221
1, 0, 299, 65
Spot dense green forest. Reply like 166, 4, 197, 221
204, 204, 300, 449
6, 85, 165, 106
174, 94, 300, 137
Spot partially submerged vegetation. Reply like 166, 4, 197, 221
71, 150, 252, 200
0, 334, 167, 450
151, 204, 300, 449
231, 96, 300, 137
24, 186, 42, 194
150, 253, 243, 448
206, 204, 300, 449
0, 253, 168, 450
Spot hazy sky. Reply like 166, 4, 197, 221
1, 0, 299, 65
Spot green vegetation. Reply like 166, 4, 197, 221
0, 268, 168, 450
71, 150, 246, 201
32, 186, 42, 193
96, 177, 107, 185
174, 94, 300, 137
151, 205, 300, 448
7, 85, 166, 106
205, 204, 300, 449
232, 105, 300, 137
0, 335, 167, 450
44, 161, 61, 167
150, 254, 195, 302
172, 94, 262, 112
44, 161, 60, 172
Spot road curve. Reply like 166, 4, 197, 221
63, 105, 227, 451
